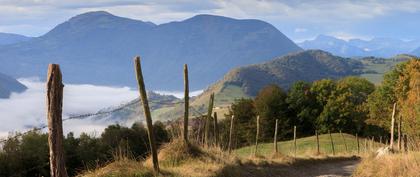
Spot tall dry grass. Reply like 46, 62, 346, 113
353, 152, 420, 177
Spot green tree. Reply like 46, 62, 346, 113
286, 81, 318, 135
226, 98, 256, 147
254, 85, 289, 141
317, 77, 375, 134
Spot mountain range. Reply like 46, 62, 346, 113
299, 35, 420, 58
0, 32, 31, 46
96, 50, 366, 123
0, 11, 301, 91
0, 72, 27, 98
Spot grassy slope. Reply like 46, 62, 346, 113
235, 133, 382, 158
359, 58, 403, 84
353, 152, 420, 177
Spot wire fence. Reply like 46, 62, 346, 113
0, 97, 207, 144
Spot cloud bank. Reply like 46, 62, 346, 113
0, 78, 138, 138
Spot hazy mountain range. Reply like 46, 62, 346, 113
0, 72, 27, 98
0, 33, 32, 46
96, 50, 367, 123
0, 11, 301, 91
299, 35, 420, 58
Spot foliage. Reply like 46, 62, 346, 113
254, 85, 289, 141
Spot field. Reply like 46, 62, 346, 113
235, 133, 382, 158
359, 57, 406, 84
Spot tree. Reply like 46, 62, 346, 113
317, 77, 375, 134
226, 98, 256, 147
254, 85, 289, 141
286, 81, 318, 135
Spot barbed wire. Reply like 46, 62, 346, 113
0, 98, 209, 144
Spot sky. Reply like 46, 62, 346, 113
0, 0, 419, 42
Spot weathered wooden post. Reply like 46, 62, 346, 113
213, 112, 219, 146
46, 64, 68, 177
205, 93, 214, 146
293, 126, 297, 157
390, 103, 396, 149
228, 115, 235, 153
316, 130, 320, 155
273, 119, 279, 153
379, 136, 382, 147
183, 64, 189, 144
329, 130, 335, 156
340, 130, 348, 153
356, 133, 360, 154
254, 115, 260, 156
397, 115, 402, 151
364, 139, 368, 152
134, 57, 159, 173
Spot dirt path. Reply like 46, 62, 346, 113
230, 156, 361, 177
305, 158, 360, 177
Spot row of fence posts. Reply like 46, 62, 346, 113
40, 56, 414, 177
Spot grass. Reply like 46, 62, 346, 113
79, 134, 376, 177
235, 133, 382, 158
353, 152, 420, 177
359, 58, 404, 84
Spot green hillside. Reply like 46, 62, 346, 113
235, 133, 383, 158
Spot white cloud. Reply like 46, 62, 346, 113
0, 78, 138, 138
1, 0, 420, 36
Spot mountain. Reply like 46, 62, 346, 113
0, 11, 302, 90
299, 35, 366, 57
0, 32, 31, 45
299, 35, 420, 57
412, 47, 420, 56
0, 72, 27, 98
97, 50, 364, 123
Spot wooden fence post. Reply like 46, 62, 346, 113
316, 130, 320, 155
183, 64, 189, 144
228, 115, 235, 153
205, 93, 214, 146
254, 115, 260, 156
273, 119, 279, 153
134, 57, 159, 173
356, 133, 360, 154
390, 102, 396, 149
397, 115, 402, 151
213, 112, 219, 147
329, 130, 335, 156
379, 136, 382, 147
46, 64, 68, 177
340, 130, 348, 153
293, 126, 297, 157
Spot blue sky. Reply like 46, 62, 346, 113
0, 0, 419, 42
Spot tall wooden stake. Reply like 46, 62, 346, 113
228, 115, 235, 153
356, 133, 360, 154
254, 116, 260, 156
205, 93, 214, 146
213, 112, 219, 146
46, 64, 68, 177
397, 115, 402, 151
293, 126, 297, 157
134, 57, 159, 173
329, 130, 335, 156
390, 102, 396, 149
183, 64, 189, 144
340, 130, 348, 152
273, 119, 279, 153
316, 130, 320, 155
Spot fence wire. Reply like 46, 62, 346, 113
0, 97, 209, 144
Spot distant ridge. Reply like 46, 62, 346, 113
0, 11, 302, 90
0, 32, 31, 45
0, 72, 27, 98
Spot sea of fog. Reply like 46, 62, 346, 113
0, 78, 202, 139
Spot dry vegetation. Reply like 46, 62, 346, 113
353, 152, 420, 177
79, 138, 362, 177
